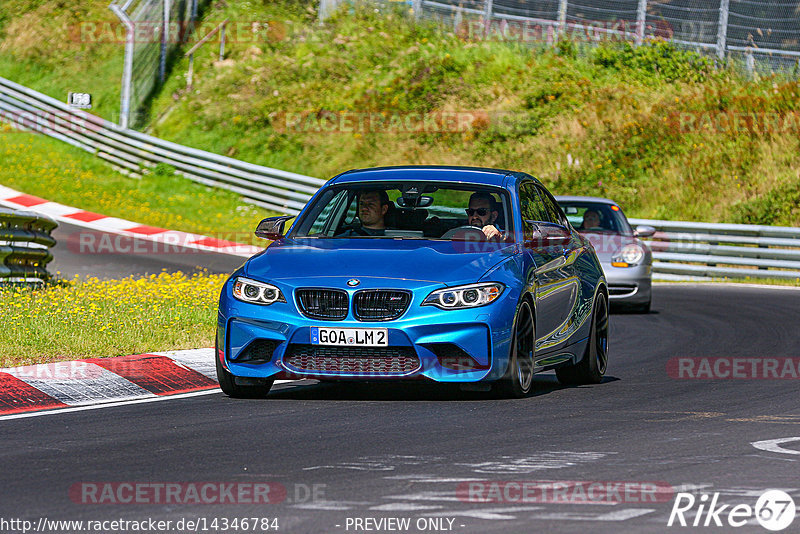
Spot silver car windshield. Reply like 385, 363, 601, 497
558, 202, 633, 236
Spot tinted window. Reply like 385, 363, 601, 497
537, 187, 568, 227
519, 182, 548, 224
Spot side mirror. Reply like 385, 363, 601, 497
634, 225, 656, 238
524, 221, 571, 248
255, 216, 294, 240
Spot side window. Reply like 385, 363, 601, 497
519, 183, 547, 222
537, 187, 569, 227
519, 182, 548, 237
307, 189, 350, 236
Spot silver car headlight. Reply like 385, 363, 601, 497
612, 244, 644, 266
232, 277, 286, 305
422, 283, 505, 310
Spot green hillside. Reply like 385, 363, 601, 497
2, 0, 799, 226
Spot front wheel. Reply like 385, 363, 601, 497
216, 346, 274, 398
556, 292, 608, 385
496, 300, 535, 398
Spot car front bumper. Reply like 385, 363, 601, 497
602, 262, 652, 305
217, 278, 517, 383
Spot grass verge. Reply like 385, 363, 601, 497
0, 271, 225, 366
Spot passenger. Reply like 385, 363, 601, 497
340, 190, 391, 236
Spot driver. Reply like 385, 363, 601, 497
340, 190, 391, 236
580, 209, 602, 230
466, 192, 503, 240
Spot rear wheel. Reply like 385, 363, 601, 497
216, 345, 274, 398
496, 300, 535, 398
556, 292, 608, 385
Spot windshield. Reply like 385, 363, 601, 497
292, 182, 512, 240
558, 201, 633, 236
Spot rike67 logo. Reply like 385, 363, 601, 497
668, 490, 796, 531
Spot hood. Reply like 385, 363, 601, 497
579, 231, 644, 263
244, 238, 517, 286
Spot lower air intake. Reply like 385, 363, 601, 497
283, 345, 420, 376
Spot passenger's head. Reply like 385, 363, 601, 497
581, 209, 601, 229
357, 190, 390, 228
467, 192, 499, 228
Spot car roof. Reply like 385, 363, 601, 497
555, 195, 620, 206
330, 165, 522, 187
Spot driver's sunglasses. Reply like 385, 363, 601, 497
465, 208, 489, 216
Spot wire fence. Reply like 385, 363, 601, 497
327, 0, 800, 73
109, 0, 205, 129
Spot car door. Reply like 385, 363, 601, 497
519, 182, 580, 355
536, 186, 584, 353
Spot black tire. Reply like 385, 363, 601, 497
556, 292, 609, 385
496, 300, 536, 398
215, 346, 274, 398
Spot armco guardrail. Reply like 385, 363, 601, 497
2, 76, 798, 281
0, 207, 57, 282
629, 218, 800, 280
0, 76, 327, 215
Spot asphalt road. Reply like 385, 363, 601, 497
2, 284, 799, 534
49, 221, 247, 279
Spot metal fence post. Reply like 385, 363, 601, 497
319, 0, 340, 22
219, 22, 226, 61
109, 3, 134, 129
716, 0, 730, 61
635, 0, 647, 45
412, 0, 422, 20
160, 0, 171, 83
556, 0, 568, 43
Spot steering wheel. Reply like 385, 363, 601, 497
440, 225, 488, 241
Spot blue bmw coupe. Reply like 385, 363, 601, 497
216, 166, 608, 398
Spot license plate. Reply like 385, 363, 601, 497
310, 327, 388, 347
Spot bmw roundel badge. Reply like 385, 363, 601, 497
347, 279, 360, 287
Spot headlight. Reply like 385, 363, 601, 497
423, 283, 504, 310
232, 277, 286, 305
612, 244, 644, 266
